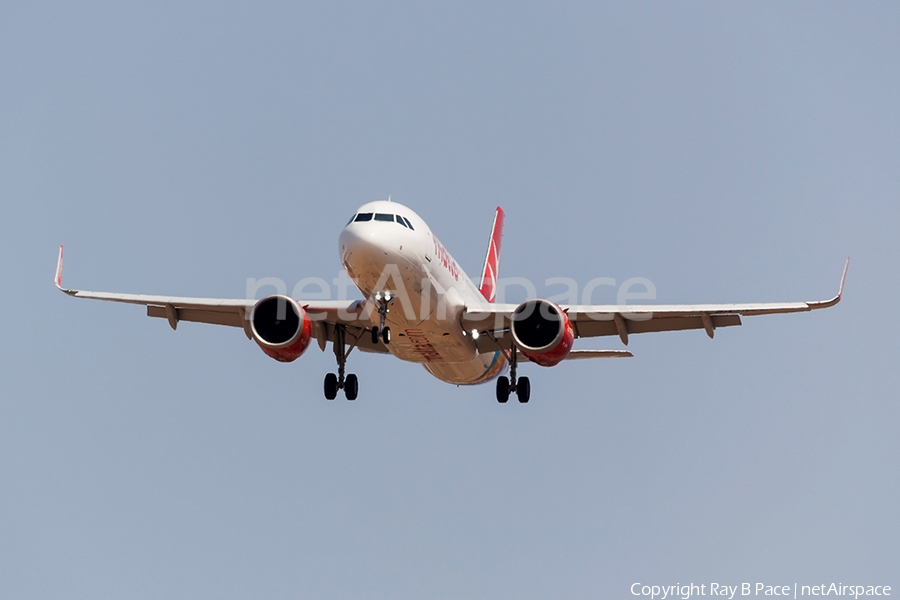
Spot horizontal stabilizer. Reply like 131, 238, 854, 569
564, 349, 633, 360
518, 349, 633, 362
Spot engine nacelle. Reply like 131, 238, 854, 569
249, 295, 313, 363
510, 299, 574, 367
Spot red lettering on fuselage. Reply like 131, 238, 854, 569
430, 233, 459, 281
405, 328, 444, 361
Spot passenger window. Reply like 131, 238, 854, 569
354, 213, 373, 222
395, 215, 408, 228
402, 216, 414, 230
374, 213, 394, 222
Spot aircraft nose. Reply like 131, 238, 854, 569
339, 221, 388, 262
339, 224, 365, 262
339, 219, 407, 268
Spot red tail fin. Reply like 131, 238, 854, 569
479, 207, 504, 303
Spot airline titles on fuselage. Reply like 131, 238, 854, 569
405, 328, 444, 362
430, 233, 460, 281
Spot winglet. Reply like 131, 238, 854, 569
808, 257, 849, 309
55, 245, 76, 295
837, 256, 849, 299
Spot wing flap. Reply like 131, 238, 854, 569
572, 314, 742, 338
147, 305, 245, 328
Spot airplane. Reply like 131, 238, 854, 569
55, 200, 848, 403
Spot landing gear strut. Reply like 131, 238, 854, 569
496, 345, 531, 403
325, 325, 359, 400
370, 291, 392, 345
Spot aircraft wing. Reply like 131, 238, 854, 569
464, 259, 848, 349
54, 246, 388, 353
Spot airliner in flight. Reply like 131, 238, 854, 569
56, 200, 847, 403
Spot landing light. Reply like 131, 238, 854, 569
471, 329, 480, 340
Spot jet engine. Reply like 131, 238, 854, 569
510, 299, 574, 367
249, 295, 313, 362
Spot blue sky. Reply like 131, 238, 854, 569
1, 2, 898, 598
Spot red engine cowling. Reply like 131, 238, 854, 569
510, 299, 574, 367
249, 295, 313, 363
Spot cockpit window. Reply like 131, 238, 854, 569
347, 214, 356, 225
353, 212, 413, 229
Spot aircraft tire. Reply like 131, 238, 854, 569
517, 377, 531, 403
496, 376, 510, 403
324, 373, 338, 400
345, 374, 359, 401
382, 326, 391, 344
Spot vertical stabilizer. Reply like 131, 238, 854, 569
479, 207, 505, 303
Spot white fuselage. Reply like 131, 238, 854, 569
338, 201, 506, 385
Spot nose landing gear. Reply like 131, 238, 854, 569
370, 291, 392, 345
496, 345, 531, 403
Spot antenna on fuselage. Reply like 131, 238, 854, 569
387, 195, 392, 202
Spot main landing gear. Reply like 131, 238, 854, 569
496, 345, 531, 404
324, 325, 359, 400
370, 291, 392, 345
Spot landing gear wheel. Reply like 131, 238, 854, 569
381, 326, 391, 344
345, 373, 358, 400
324, 373, 338, 400
496, 376, 510, 403
371, 326, 379, 345
517, 376, 531, 403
